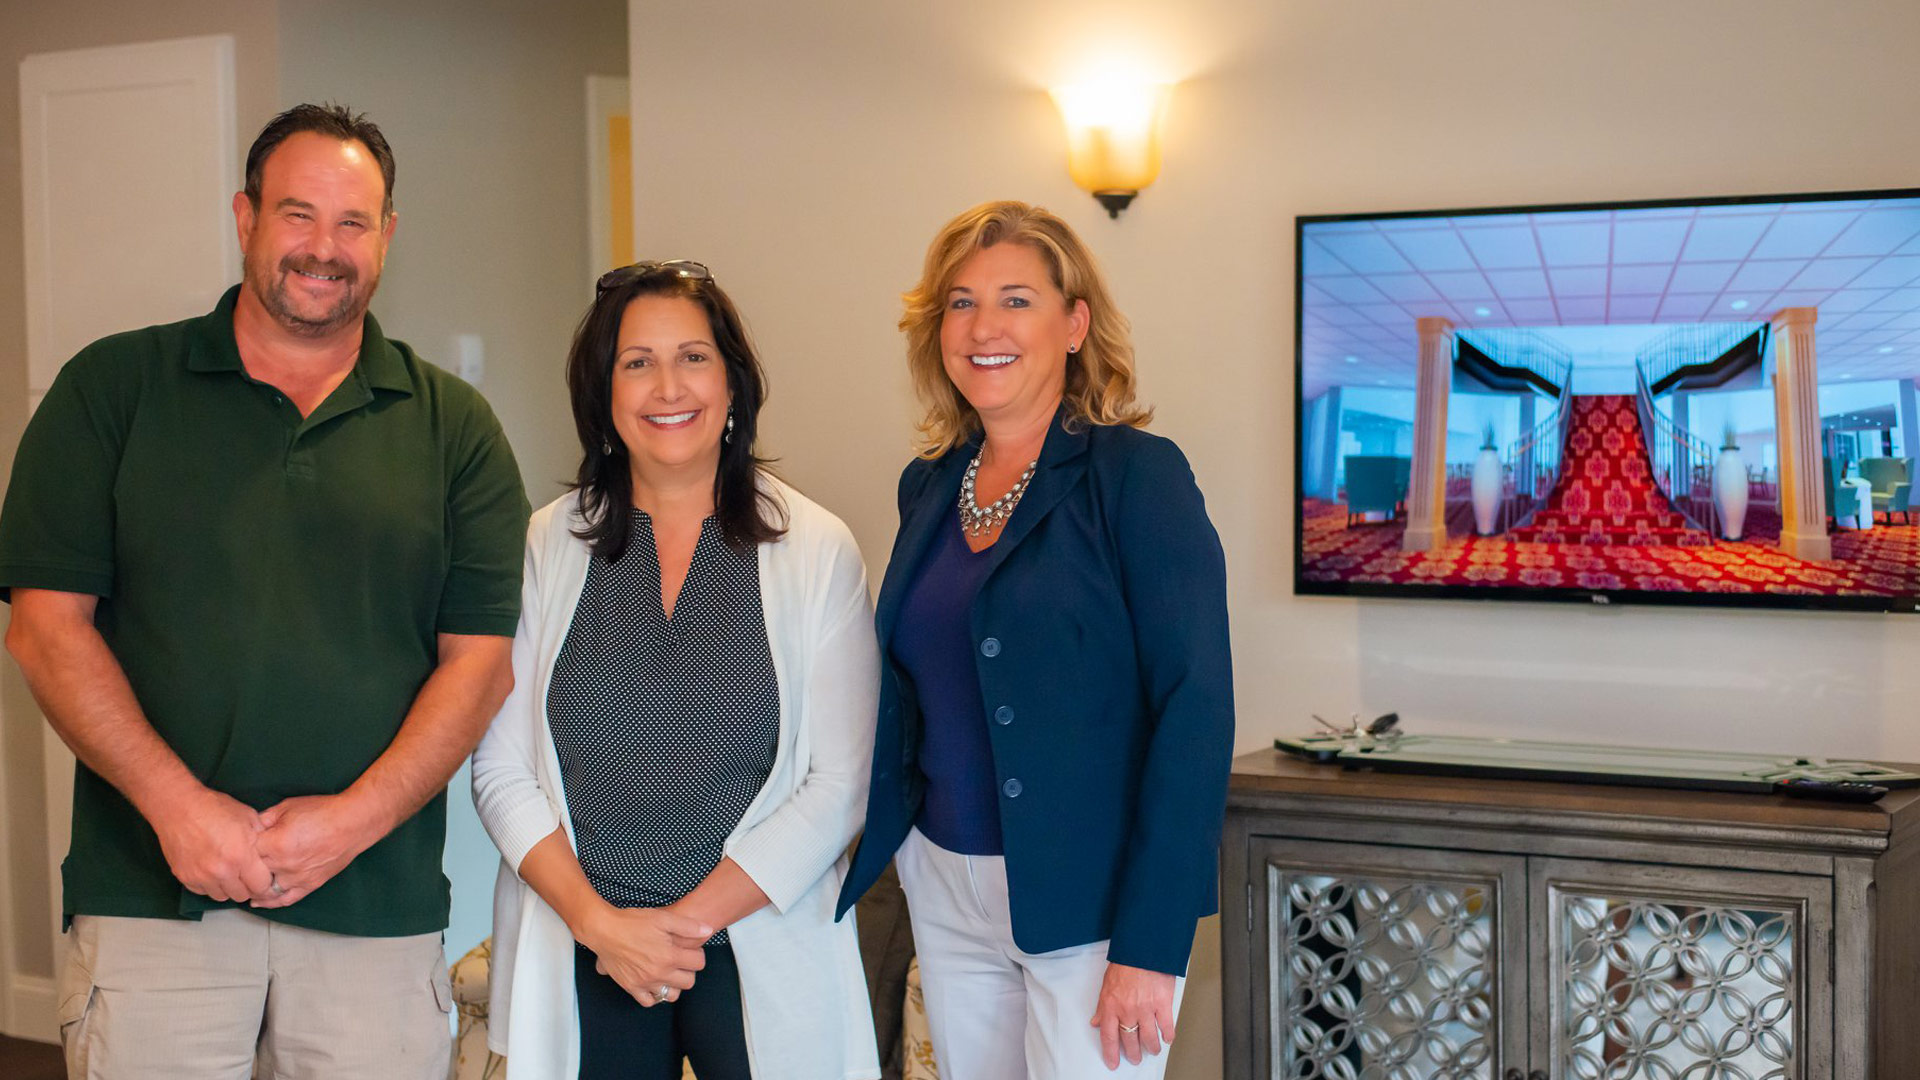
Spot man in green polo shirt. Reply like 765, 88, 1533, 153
0, 103, 529, 1078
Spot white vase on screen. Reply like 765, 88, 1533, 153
1714, 445, 1748, 540
1471, 447, 1502, 535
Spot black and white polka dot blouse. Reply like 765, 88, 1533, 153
546, 510, 780, 943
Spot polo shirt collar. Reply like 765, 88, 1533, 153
187, 284, 414, 396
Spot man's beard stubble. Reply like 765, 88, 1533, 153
244, 250, 380, 339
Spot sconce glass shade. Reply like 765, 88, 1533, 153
1050, 80, 1170, 218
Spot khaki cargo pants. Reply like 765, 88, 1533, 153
60, 910, 451, 1080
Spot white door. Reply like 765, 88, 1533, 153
12, 33, 237, 1039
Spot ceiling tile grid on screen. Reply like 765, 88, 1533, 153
1300, 194, 1920, 399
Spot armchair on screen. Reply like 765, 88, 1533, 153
1342, 455, 1409, 527
1884, 480, 1914, 525
1859, 456, 1913, 523
1823, 455, 1847, 528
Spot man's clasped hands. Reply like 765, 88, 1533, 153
157, 781, 714, 1008
152, 785, 387, 909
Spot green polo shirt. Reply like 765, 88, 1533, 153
0, 286, 530, 937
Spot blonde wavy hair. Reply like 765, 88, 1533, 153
901, 200, 1152, 458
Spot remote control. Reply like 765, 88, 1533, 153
1776, 778, 1889, 803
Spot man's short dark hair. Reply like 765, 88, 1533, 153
244, 103, 396, 218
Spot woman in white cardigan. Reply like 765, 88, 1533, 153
471, 261, 881, 1080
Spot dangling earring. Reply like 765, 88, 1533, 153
724, 409, 736, 446
601, 436, 613, 456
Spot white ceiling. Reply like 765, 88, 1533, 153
1300, 194, 1920, 399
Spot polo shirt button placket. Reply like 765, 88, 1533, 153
285, 428, 315, 480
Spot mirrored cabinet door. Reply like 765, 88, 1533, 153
1253, 838, 1530, 1080
1530, 858, 1833, 1080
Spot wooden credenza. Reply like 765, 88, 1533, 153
1220, 749, 1920, 1080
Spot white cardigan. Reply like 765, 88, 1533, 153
471, 479, 881, 1080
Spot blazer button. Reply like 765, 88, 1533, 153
1002, 778, 1023, 798
993, 706, 1014, 725
980, 637, 1001, 658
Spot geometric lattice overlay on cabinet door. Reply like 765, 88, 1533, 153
1555, 891, 1799, 1080
1272, 868, 1498, 1079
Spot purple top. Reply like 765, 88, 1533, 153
891, 509, 1003, 855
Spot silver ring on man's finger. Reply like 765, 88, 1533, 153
657, 985, 671, 1001
1119, 1023, 1139, 1034
269, 877, 287, 897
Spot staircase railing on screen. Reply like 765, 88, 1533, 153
1498, 389, 1578, 533
1449, 330, 1576, 534
1637, 321, 1765, 396
1456, 327, 1574, 396
1634, 361, 1720, 538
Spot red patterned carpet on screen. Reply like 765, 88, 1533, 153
1305, 391, 1919, 597
1508, 396, 1707, 547
1302, 499, 1919, 596
1306, 392, 1920, 596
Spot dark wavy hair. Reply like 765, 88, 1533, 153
245, 103, 396, 219
565, 267, 785, 561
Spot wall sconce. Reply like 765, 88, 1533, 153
1050, 80, 1171, 219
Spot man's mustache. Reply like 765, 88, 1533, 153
279, 255, 356, 284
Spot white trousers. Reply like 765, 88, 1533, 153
895, 828, 1184, 1080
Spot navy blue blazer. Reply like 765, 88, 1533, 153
834, 412, 1234, 975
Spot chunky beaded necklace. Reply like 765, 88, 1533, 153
958, 452, 1039, 538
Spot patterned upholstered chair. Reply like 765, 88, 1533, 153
448, 939, 696, 1080
901, 960, 938, 1080
449, 941, 505, 1080
449, 940, 933, 1080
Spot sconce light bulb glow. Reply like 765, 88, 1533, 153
1050, 79, 1171, 201
1053, 79, 1163, 138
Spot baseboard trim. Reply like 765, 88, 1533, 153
5, 973, 57, 1043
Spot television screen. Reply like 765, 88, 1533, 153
1294, 188, 1920, 612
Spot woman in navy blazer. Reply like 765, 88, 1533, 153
836, 201, 1233, 1078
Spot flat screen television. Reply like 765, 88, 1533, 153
1294, 187, 1920, 612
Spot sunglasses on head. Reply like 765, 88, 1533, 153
595, 260, 713, 294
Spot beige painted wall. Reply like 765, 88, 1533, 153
0, 0, 281, 986
278, 0, 627, 508
628, 1, 1920, 1075
277, 0, 627, 957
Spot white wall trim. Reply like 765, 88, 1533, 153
18, 27, 238, 991
5, 973, 57, 1044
